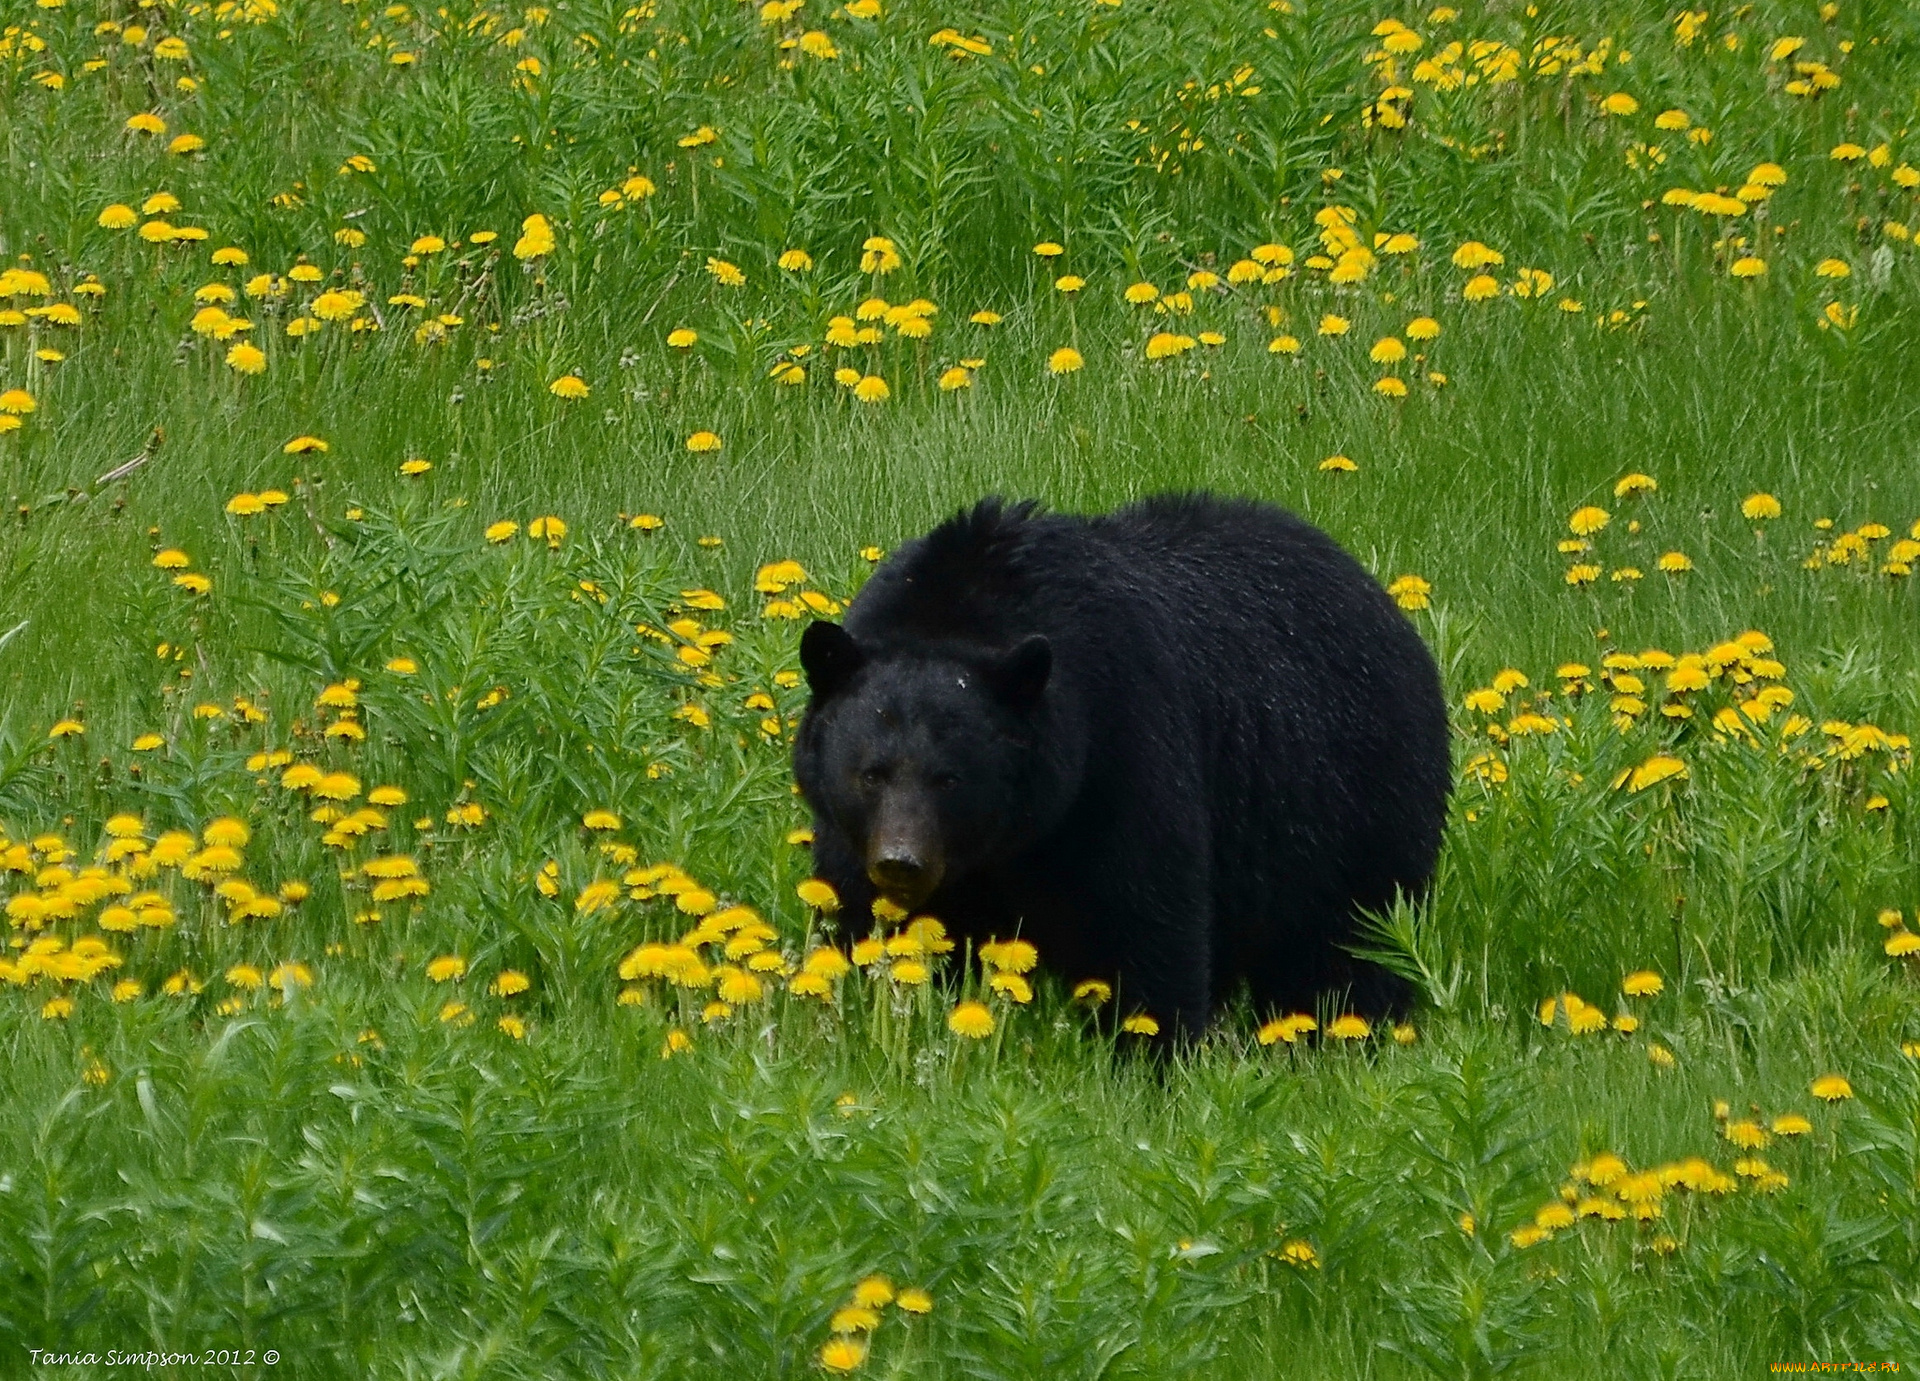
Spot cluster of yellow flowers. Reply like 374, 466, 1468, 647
611, 863, 1058, 1045
1466, 630, 1784, 737
1536, 970, 1663, 1037
0, 814, 324, 1016
1508, 976, 1862, 1250
1510, 1147, 1749, 1252
1509, 1074, 1857, 1250
815, 1274, 934, 1375
1876, 908, 1920, 963
1534, 970, 1686, 1067
754, 558, 844, 622
422, 953, 533, 1036
1805, 517, 1920, 577
1505, 1067, 1850, 1252
1458, 622, 1909, 811
0, 815, 300, 932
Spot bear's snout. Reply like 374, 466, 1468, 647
865, 801, 945, 905
867, 850, 940, 903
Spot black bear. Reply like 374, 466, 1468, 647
792, 494, 1451, 1038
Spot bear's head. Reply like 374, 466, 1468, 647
792, 622, 1055, 910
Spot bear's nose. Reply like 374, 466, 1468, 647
868, 852, 927, 892
868, 850, 941, 903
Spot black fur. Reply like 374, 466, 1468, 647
791, 494, 1451, 1039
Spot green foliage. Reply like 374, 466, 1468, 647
2, 0, 1920, 1371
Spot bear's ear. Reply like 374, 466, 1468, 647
989, 635, 1051, 709
800, 621, 866, 700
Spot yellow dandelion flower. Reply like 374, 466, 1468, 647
895, 1286, 932, 1313
1387, 574, 1431, 610
1569, 505, 1610, 536
1810, 1075, 1853, 1101
819, 1338, 867, 1373
831, 1305, 880, 1334
1461, 274, 1499, 302
1277, 1239, 1319, 1268
513, 214, 555, 259
225, 342, 267, 374
549, 374, 589, 399
1624, 755, 1687, 792
203, 817, 250, 848
979, 938, 1038, 973
1370, 336, 1408, 364
426, 954, 467, 982
948, 1000, 995, 1037
797, 878, 840, 911
988, 971, 1033, 1003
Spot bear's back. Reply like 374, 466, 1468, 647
850, 494, 1409, 677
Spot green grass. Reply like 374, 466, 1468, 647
3, 0, 1920, 1373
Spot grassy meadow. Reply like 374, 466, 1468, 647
3, 0, 1920, 1373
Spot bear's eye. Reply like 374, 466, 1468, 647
858, 765, 889, 788
931, 770, 960, 790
